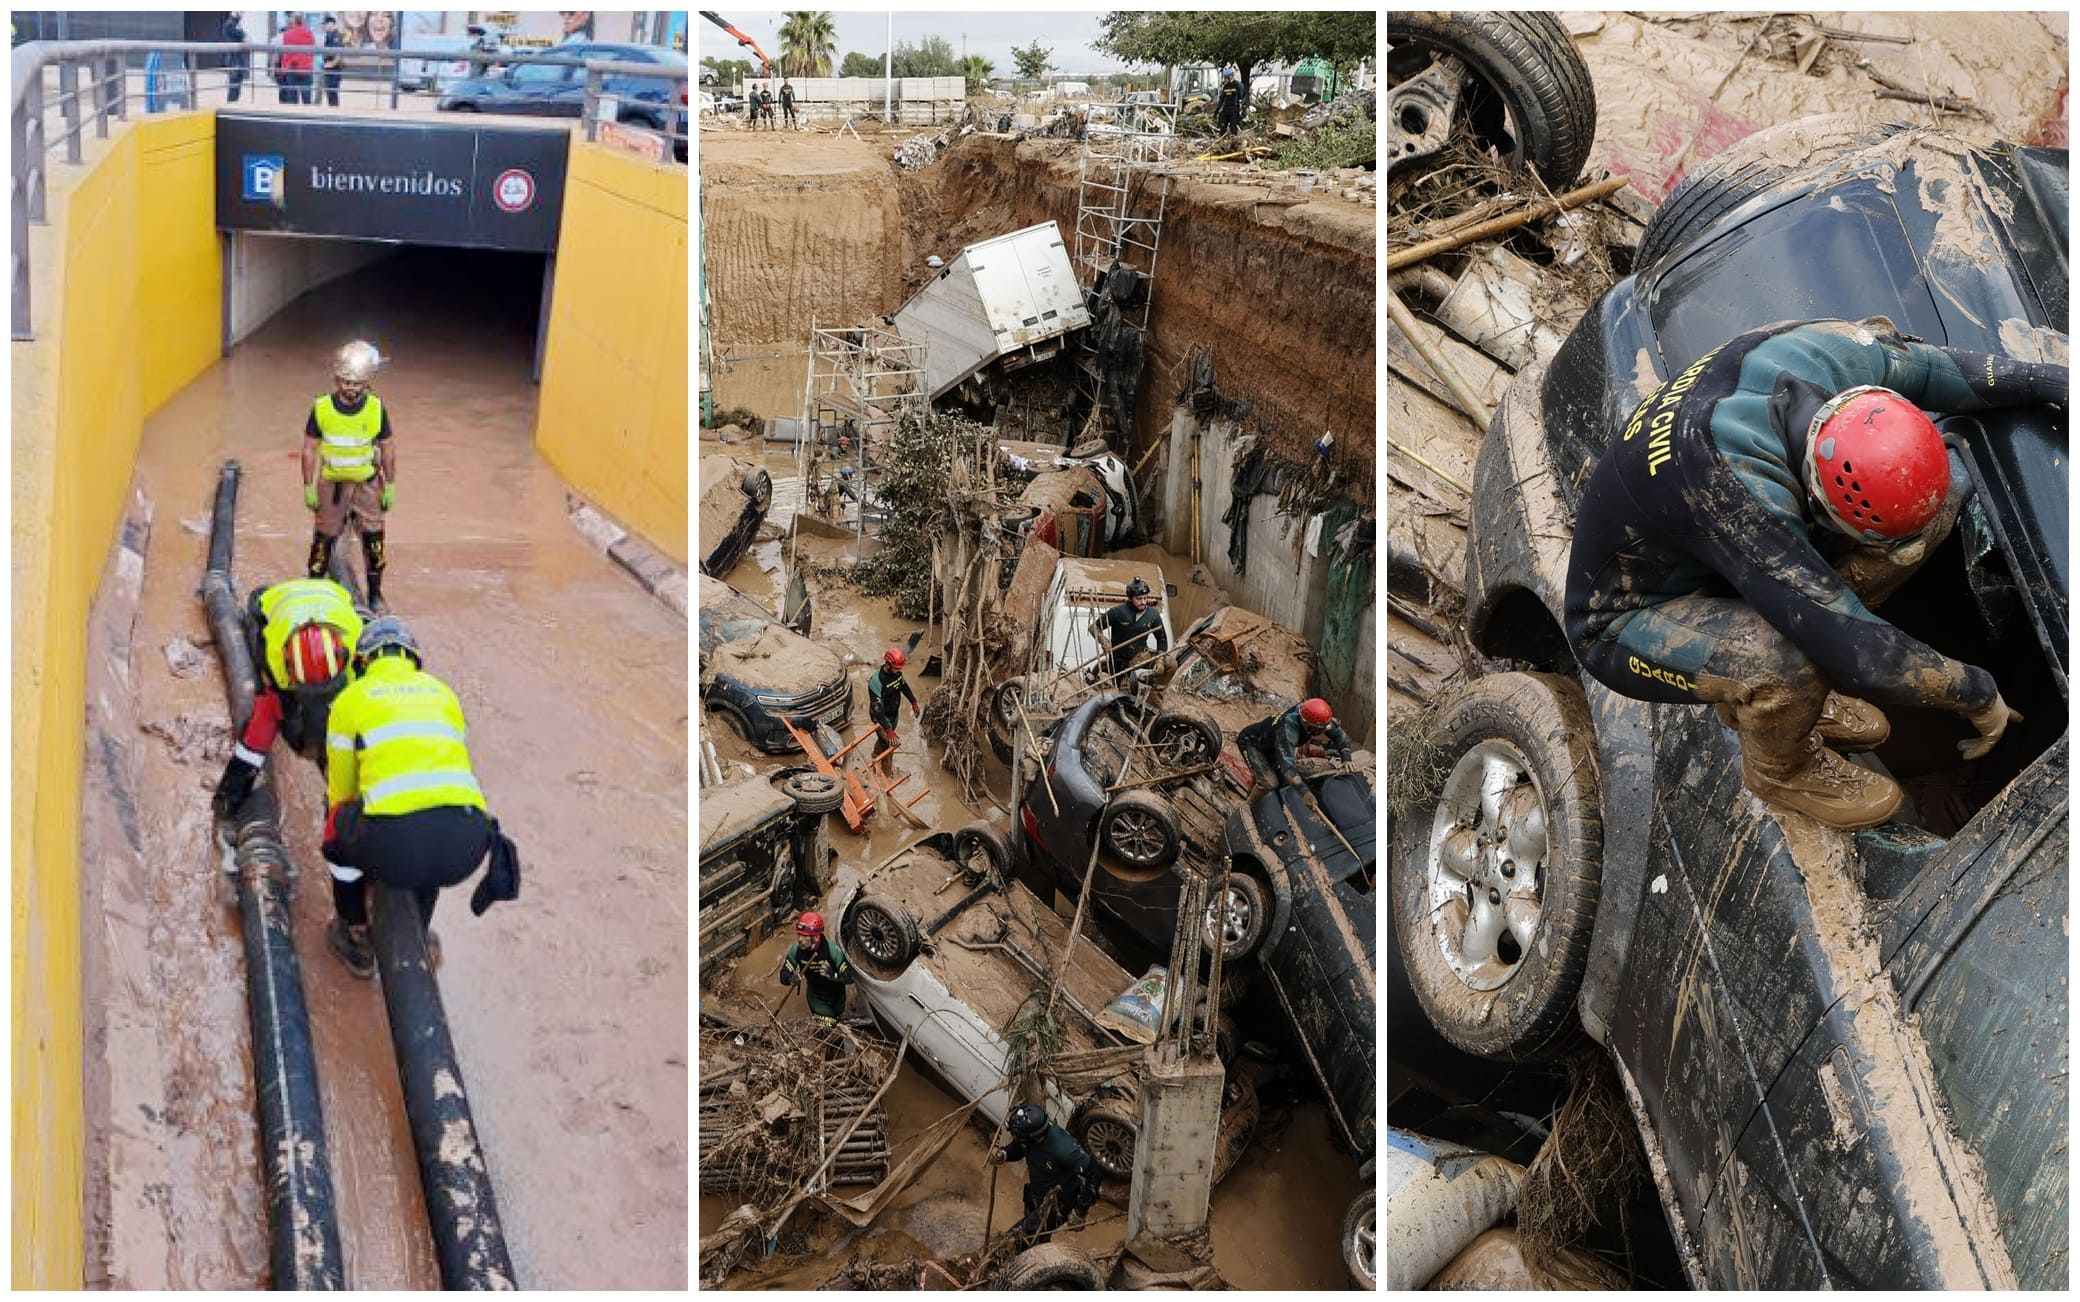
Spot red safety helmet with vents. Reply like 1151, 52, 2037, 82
883, 647, 906, 670
1300, 698, 1334, 727
1802, 386, 1949, 541
284, 623, 349, 688
797, 911, 825, 938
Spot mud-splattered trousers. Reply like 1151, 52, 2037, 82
1002, 1123, 1098, 1241
1564, 318, 2067, 728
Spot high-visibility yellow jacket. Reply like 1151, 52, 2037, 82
258, 578, 362, 688
326, 655, 487, 815
311, 392, 385, 482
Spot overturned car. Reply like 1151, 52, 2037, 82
1392, 121, 2068, 1287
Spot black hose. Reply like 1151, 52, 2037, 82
201, 461, 346, 1289
370, 891, 519, 1289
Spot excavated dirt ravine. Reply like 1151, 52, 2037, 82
700, 129, 1378, 494
83, 250, 687, 1288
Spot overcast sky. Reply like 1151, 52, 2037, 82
697, 8, 1138, 77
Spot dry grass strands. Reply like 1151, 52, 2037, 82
1515, 1051, 1642, 1289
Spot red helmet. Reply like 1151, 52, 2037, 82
1300, 698, 1334, 727
797, 911, 825, 938
1803, 386, 1948, 541
883, 647, 907, 670
284, 624, 349, 688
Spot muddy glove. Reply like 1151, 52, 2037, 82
468, 819, 522, 915
1959, 693, 2022, 761
303, 483, 319, 511
910, 702, 921, 719
1074, 1172, 1101, 1214
778, 965, 798, 988
213, 752, 262, 822
379, 483, 395, 511
985, 1147, 1009, 1166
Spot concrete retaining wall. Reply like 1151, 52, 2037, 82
225, 232, 394, 346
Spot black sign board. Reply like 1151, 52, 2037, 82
216, 113, 568, 252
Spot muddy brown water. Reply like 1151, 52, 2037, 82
701, 488, 1362, 1288
87, 249, 687, 1288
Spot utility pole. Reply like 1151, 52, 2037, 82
884, 10, 892, 121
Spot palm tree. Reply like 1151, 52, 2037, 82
777, 10, 837, 79
959, 55, 994, 93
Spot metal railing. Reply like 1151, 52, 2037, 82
11, 38, 687, 340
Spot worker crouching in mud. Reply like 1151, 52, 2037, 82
213, 577, 363, 818
989, 1103, 1100, 1246
1239, 697, 1352, 791
1565, 317, 2067, 830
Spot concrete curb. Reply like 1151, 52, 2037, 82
565, 493, 688, 616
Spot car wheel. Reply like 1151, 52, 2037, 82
1211, 1072, 1259, 1183
953, 820, 1012, 883
987, 678, 1029, 763
1201, 872, 1270, 960
996, 1242, 1104, 1290
1634, 114, 1909, 272
742, 466, 773, 512
1072, 1095, 1139, 1181
1099, 790, 1182, 870
780, 771, 844, 816
1149, 704, 1222, 770
841, 894, 921, 979
1341, 1187, 1377, 1289
1390, 671, 1601, 1060
1388, 12, 1597, 187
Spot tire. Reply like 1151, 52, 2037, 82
742, 466, 773, 512
1201, 872, 1270, 960
1211, 1072, 1259, 1183
1099, 790, 1182, 870
953, 820, 1013, 882
1149, 704, 1222, 770
1342, 1187, 1377, 1290
997, 1242, 1104, 1290
1388, 12, 1597, 188
1633, 114, 1908, 272
841, 894, 921, 979
1389, 671, 1601, 1060
780, 771, 843, 816
1072, 1095, 1140, 1181
988, 678, 1029, 763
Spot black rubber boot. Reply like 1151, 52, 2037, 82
306, 531, 335, 579
326, 918, 375, 979
363, 530, 387, 613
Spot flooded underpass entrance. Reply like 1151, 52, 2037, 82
78, 231, 686, 1287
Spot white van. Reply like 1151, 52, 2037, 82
1039, 557, 1172, 679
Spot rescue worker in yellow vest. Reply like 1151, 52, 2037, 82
320, 616, 501, 977
304, 340, 397, 613
212, 577, 362, 819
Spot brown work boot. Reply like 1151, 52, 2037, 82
1815, 692, 1889, 752
1741, 733, 1903, 830
327, 918, 376, 979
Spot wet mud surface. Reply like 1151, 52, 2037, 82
86, 250, 687, 1288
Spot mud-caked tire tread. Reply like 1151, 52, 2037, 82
1390, 11, 1598, 187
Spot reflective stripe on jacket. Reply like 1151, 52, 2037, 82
311, 393, 385, 482
325, 655, 487, 814
258, 578, 362, 688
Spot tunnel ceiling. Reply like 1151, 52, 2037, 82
215, 113, 567, 252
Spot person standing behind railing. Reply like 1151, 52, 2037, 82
222, 12, 248, 102
279, 12, 316, 104
320, 16, 345, 106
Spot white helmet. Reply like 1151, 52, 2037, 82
333, 340, 382, 384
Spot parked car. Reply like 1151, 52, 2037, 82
439, 42, 688, 159
699, 574, 852, 753
1392, 120, 2069, 1288
398, 34, 481, 92
698, 453, 771, 579
832, 828, 1258, 1182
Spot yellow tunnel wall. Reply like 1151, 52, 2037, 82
11, 111, 222, 1287
535, 143, 689, 564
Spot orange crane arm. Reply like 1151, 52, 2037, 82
700, 10, 774, 78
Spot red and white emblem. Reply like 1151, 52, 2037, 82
492, 168, 536, 213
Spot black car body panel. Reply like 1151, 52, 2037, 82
440, 43, 686, 144
1443, 127, 2068, 1288
1222, 771, 1377, 1158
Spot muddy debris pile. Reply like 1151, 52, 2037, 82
697, 1022, 895, 1198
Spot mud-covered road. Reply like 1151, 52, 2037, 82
83, 249, 688, 1289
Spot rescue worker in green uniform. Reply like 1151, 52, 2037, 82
1093, 576, 1167, 683
778, 911, 852, 1022
212, 576, 363, 818
867, 646, 921, 761
1238, 697, 1352, 791
303, 340, 397, 612
321, 616, 515, 977
988, 1102, 1100, 1244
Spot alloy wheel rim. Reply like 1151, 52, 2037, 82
1425, 740, 1548, 991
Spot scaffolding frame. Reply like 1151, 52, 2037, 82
1071, 102, 1177, 450
795, 320, 931, 561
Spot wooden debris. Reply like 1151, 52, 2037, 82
1387, 293, 1493, 432
1387, 176, 1632, 271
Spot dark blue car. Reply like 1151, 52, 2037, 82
439, 43, 687, 160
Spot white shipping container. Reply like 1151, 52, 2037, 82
891, 222, 1091, 399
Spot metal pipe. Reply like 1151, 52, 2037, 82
200, 460, 347, 1289
369, 890, 519, 1290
